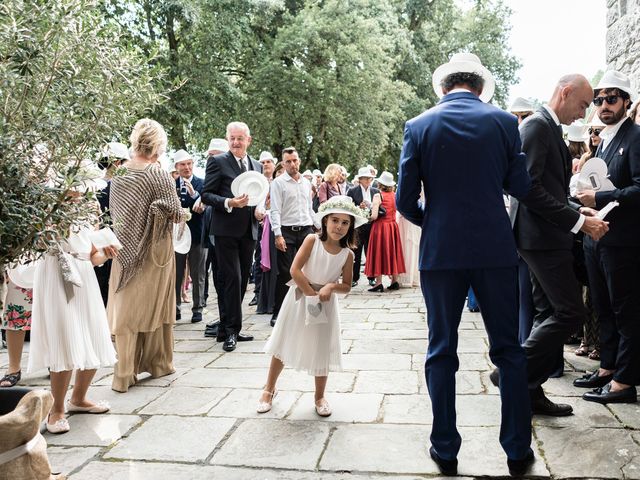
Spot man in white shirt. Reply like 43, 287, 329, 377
269, 146, 318, 326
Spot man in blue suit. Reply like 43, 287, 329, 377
174, 149, 207, 324
396, 53, 534, 476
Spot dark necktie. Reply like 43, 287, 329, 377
239, 158, 247, 173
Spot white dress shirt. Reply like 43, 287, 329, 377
543, 104, 585, 233
270, 171, 318, 236
598, 117, 626, 152
360, 185, 372, 205
179, 175, 199, 199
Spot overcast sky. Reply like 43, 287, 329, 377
506, 0, 607, 104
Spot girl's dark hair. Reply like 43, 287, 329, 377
319, 214, 358, 249
568, 140, 587, 160
379, 184, 394, 192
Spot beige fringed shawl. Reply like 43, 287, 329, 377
109, 164, 182, 291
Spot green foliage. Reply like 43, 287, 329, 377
0, 0, 160, 267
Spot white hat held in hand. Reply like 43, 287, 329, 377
432, 52, 496, 103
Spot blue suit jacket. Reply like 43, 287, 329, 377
396, 91, 531, 270
176, 175, 205, 245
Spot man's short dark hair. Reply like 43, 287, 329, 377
441, 72, 485, 93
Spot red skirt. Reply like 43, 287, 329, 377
365, 220, 406, 277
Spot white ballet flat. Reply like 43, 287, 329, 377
315, 399, 332, 417
46, 415, 70, 434
256, 389, 278, 413
67, 399, 110, 414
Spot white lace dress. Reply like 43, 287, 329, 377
264, 234, 350, 376
28, 229, 117, 373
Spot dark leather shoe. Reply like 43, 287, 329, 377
507, 448, 534, 477
176, 309, 181, 321
368, 284, 384, 293
223, 334, 237, 352
573, 371, 613, 389
489, 368, 500, 387
270, 314, 277, 327
468, 306, 480, 312
237, 333, 254, 342
248, 295, 258, 306
429, 446, 457, 476
531, 392, 573, 416
204, 328, 217, 338
191, 312, 203, 323
387, 282, 400, 290
583, 384, 637, 404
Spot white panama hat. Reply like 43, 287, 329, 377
594, 70, 637, 103
104, 142, 130, 161
564, 121, 588, 143
302, 169, 313, 177
376, 170, 396, 187
356, 166, 374, 179
509, 97, 534, 113
208, 138, 229, 153
231, 171, 269, 206
313, 169, 322, 176
173, 149, 193, 165
173, 223, 192, 254
315, 195, 368, 228
588, 115, 606, 128
432, 52, 496, 103
259, 151, 275, 162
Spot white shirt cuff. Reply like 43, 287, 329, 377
571, 214, 586, 234
190, 191, 199, 200
224, 198, 233, 213
273, 228, 282, 237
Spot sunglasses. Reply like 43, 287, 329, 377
593, 95, 621, 107
515, 112, 532, 120
588, 128, 601, 136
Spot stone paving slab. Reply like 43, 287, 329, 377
533, 396, 622, 429
105, 415, 236, 462
211, 419, 330, 470
208, 388, 301, 419
287, 392, 383, 423
71, 385, 166, 414
535, 426, 640, 479
354, 370, 420, 394
47, 446, 100, 477
139, 386, 231, 415
46, 414, 141, 447
610, 402, 640, 429
341, 353, 412, 371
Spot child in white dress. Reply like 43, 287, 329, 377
257, 196, 367, 416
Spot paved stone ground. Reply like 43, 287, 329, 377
3, 282, 640, 479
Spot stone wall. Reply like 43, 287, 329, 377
607, 0, 640, 94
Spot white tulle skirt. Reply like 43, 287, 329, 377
28, 253, 117, 373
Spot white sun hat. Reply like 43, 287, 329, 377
104, 142, 130, 161
173, 149, 193, 165
356, 166, 374, 179
588, 115, 606, 128
302, 170, 313, 178
173, 223, 191, 254
564, 121, 588, 143
259, 151, 275, 162
509, 97, 534, 113
7, 262, 39, 289
71, 160, 108, 192
594, 70, 637, 102
231, 171, 269, 206
315, 195, 368, 228
376, 171, 396, 187
208, 138, 229, 153
432, 52, 496, 103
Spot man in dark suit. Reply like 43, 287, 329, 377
202, 122, 261, 352
505, 74, 609, 416
396, 52, 534, 476
173, 149, 207, 324
573, 71, 640, 404
347, 167, 381, 286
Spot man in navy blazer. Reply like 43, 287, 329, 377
202, 122, 261, 352
173, 149, 207, 324
396, 53, 534, 476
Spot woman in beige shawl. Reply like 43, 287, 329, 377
108, 119, 184, 392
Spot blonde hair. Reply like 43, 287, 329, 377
130, 118, 168, 158
323, 163, 342, 183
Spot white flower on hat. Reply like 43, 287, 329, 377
315, 195, 369, 228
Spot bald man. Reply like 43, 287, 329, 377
502, 74, 609, 416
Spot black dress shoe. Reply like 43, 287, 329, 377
176, 309, 181, 321
429, 446, 457, 476
351, 281, 358, 287
248, 295, 258, 306
583, 384, 637, 404
204, 328, 217, 338
573, 371, 613, 389
368, 284, 384, 293
216, 335, 226, 343
489, 368, 500, 387
530, 392, 573, 416
191, 312, 203, 323
507, 448, 534, 477
387, 282, 400, 290
223, 334, 237, 352
270, 314, 277, 327
467, 306, 480, 312
237, 333, 254, 342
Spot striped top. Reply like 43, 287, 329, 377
109, 163, 183, 291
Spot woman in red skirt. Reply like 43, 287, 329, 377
365, 171, 406, 292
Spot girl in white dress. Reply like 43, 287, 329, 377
257, 196, 367, 416
28, 227, 118, 434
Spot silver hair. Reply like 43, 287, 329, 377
226, 121, 251, 138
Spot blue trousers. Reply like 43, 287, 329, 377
421, 268, 532, 461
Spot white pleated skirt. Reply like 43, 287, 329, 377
28, 253, 117, 373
